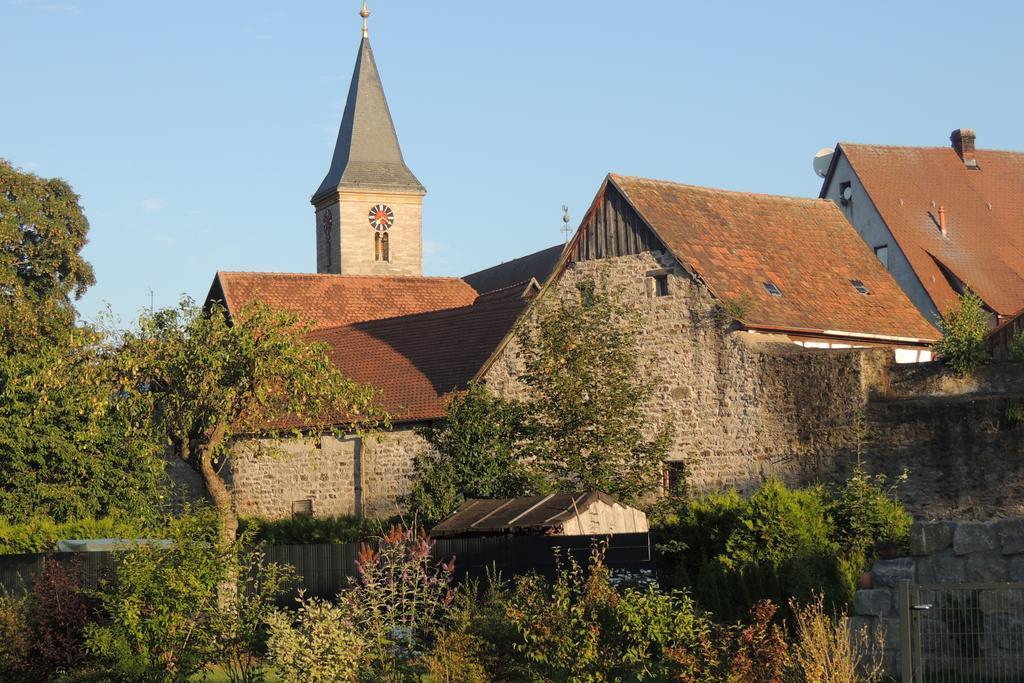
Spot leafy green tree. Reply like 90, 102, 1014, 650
405, 383, 537, 522
516, 280, 671, 502
0, 331, 165, 524
0, 159, 95, 353
114, 298, 385, 549
934, 291, 992, 374
408, 279, 670, 521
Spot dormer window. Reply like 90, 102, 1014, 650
850, 279, 870, 295
763, 281, 782, 297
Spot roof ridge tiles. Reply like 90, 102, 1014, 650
217, 270, 467, 282
610, 173, 835, 204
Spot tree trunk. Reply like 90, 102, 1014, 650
194, 423, 238, 609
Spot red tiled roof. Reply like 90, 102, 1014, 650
304, 289, 531, 423
836, 144, 1024, 317
609, 174, 939, 341
208, 272, 478, 330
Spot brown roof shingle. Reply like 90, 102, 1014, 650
835, 143, 1024, 317
305, 288, 530, 423
609, 174, 939, 341
208, 271, 477, 330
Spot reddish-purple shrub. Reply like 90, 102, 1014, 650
27, 556, 94, 673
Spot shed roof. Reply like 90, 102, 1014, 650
607, 174, 939, 342
827, 143, 1024, 317
430, 492, 624, 537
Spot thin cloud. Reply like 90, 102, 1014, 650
141, 197, 168, 212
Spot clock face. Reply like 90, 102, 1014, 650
368, 204, 394, 232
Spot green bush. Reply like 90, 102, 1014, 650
652, 474, 912, 623
0, 515, 149, 554
237, 514, 399, 546
934, 291, 991, 374
1009, 329, 1024, 362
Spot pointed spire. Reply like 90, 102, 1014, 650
360, 1, 369, 38
312, 16, 424, 203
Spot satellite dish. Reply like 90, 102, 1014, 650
813, 148, 834, 178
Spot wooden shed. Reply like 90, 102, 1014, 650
429, 492, 648, 539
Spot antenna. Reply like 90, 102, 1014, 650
560, 205, 572, 243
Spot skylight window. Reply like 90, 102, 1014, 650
850, 279, 870, 295
762, 282, 782, 297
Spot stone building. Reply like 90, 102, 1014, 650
199, 8, 983, 521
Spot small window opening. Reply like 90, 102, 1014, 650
763, 281, 782, 297
663, 461, 686, 496
874, 245, 889, 269
646, 270, 671, 298
291, 499, 314, 518
374, 231, 390, 262
839, 181, 853, 206
850, 279, 870, 295
653, 274, 669, 297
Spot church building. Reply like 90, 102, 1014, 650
204, 5, 941, 520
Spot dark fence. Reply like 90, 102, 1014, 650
0, 533, 655, 601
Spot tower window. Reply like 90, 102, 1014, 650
375, 231, 390, 262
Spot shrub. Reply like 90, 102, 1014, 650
85, 511, 229, 681
505, 545, 719, 682
238, 514, 400, 545
27, 557, 94, 676
0, 594, 31, 679
0, 515, 148, 554
721, 600, 790, 683
1010, 329, 1024, 362
830, 465, 911, 559
345, 525, 455, 679
265, 593, 364, 683
653, 474, 912, 622
934, 291, 991, 374
790, 594, 885, 683
213, 547, 297, 683
265, 524, 455, 681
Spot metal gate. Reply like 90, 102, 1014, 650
899, 580, 1024, 682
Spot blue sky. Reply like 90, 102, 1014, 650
4, 0, 1023, 325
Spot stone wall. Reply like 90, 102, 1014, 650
853, 518, 1024, 676
483, 251, 882, 493
226, 426, 428, 520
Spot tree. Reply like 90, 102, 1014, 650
0, 159, 95, 353
934, 290, 991, 374
405, 383, 538, 523
0, 329, 165, 524
0, 161, 164, 525
114, 298, 385, 549
407, 278, 670, 521
515, 280, 671, 502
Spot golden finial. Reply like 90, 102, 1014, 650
360, 1, 370, 38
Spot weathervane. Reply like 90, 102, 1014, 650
561, 205, 572, 243
360, 1, 370, 38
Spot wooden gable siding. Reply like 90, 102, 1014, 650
572, 184, 663, 262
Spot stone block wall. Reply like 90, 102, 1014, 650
484, 251, 883, 493
226, 426, 428, 520
853, 518, 1024, 677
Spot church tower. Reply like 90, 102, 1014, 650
312, 2, 425, 276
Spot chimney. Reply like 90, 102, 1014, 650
938, 205, 946, 236
950, 128, 978, 169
